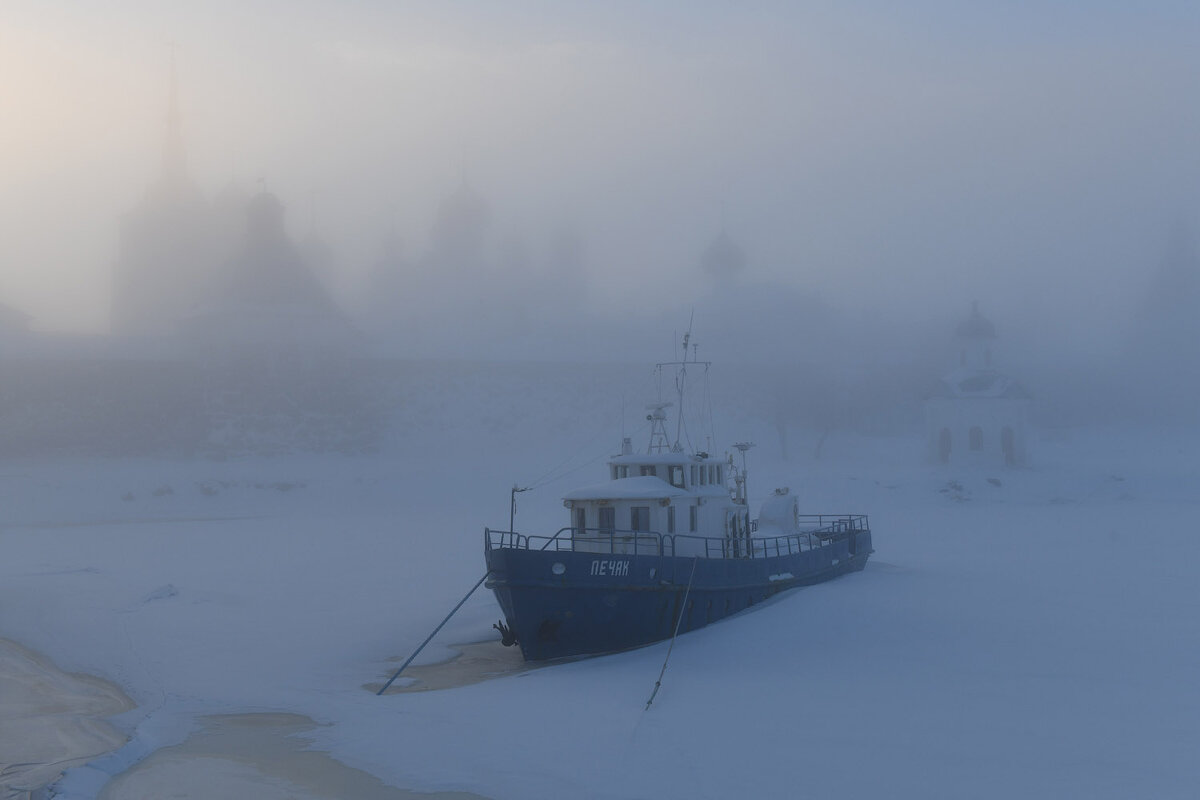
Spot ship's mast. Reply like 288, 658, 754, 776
654, 322, 710, 456
733, 441, 755, 504
674, 330, 690, 449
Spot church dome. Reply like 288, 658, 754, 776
246, 191, 286, 242
699, 230, 746, 279
955, 301, 996, 339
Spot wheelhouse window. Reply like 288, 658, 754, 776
716, 466, 723, 484
640, 465, 656, 477
689, 505, 697, 532
631, 506, 650, 532
574, 507, 586, 536
699, 466, 707, 486
618, 465, 630, 479
668, 465, 684, 488
689, 465, 698, 486
599, 507, 615, 534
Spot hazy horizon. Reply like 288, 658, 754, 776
3, 2, 1199, 367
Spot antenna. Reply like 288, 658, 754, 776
654, 313, 710, 456
681, 308, 695, 362
510, 485, 531, 532
674, 311, 695, 449
733, 442, 755, 505
675, 348, 687, 448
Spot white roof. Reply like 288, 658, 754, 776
608, 452, 719, 465
563, 476, 689, 501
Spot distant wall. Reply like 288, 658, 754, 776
0, 348, 1189, 459
0, 355, 384, 457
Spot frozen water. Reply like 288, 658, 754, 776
3, 407, 1198, 798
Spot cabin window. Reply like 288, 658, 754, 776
690, 465, 698, 486
599, 507, 615, 534
667, 505, 675, 533
708, 465, 716, 484
689, 505, 697, 532
668, 465, 684, 488
716, 466, 723, 484
631, 506, 650, 532
969, 426, 983, 451
610, 466, 618, 480
574, 507, 586, 536
618, 465, 630, 479
640, 465, 656, 477
699, 466, 707, 486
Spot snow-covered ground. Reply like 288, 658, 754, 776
2, 401, 1198, 798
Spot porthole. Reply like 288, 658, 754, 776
551, 562, 566, 575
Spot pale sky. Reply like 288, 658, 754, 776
2, 1, 1198, 353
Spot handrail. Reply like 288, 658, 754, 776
486, 514, 869, 560
538, 527, 572, 551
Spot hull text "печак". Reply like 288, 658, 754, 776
590, 559, 630, 577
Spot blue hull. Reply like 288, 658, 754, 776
485, 530, 872, 661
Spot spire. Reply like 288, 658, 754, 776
956, 300, 996, 339
699, 228, 746, 280
1148, 217, 1199, 310
160, 43, 188, 190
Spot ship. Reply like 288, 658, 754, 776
484, 337, 873, 661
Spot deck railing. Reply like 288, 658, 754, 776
485, 515, 869, 560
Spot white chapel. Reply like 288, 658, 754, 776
925, 302, 1031, 467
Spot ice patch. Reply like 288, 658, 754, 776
141, 584, 179, 603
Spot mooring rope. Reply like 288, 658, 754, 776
377, 571, 491, 696
645, 557, 699, 710
527, 417, 648, 491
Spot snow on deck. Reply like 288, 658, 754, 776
561, 475, 688, 500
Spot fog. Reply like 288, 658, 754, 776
2, 1, 1200, 450
7, 8, 1200, 799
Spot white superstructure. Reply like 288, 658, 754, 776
561, 338, 752, 557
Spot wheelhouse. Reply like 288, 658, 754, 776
563, 438, 750, 556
